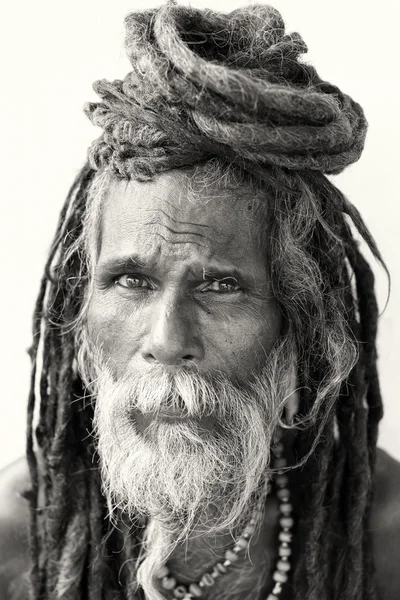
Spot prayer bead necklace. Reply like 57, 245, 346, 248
155, 441, 293, 600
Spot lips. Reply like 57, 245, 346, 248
133, 407, 216, 437
156, 408, 190, 420
156, 394, 188, 419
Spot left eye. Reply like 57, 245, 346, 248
115, 274, 150, 289
204, 279, 241, 293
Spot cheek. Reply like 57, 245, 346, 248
86, 293, 143, 378
202, 298, 282, 379
86, 290, 282, 381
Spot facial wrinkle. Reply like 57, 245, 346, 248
157, 199, 230, 234
141, 215, 222, 252
140, 206, 234, 246
144, 205, 215, 230
152, 231, 207, 249
147, 221, 210, 241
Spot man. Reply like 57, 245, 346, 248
0, 2, 399, 599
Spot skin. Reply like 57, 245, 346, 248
1, 450, 400, 599
87, 169, 281, 389
86, 169, 284, 597
1, 171, 400, 598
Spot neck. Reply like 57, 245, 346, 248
135, 429, 296, 599
167, 493, 279, 591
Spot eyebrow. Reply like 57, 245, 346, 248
200, 267, 247, 284
96, 254, 254, 286
97, 254, 147, 276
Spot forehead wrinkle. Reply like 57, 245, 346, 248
137, 206, 234, 246
146, 221, 210, 241
138, 228, 255, 269
101, 174, 266, 268
142, 203, 215, 229
152, 231, 207, 249
143, 220, 233, 249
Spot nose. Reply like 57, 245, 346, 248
141, 295, 204, 366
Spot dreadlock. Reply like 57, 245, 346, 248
26, 2, 386, 599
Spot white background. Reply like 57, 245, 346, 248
0, 0, 399, 470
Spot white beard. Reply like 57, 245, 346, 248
78, 333, 296, 600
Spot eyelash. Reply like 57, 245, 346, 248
114, 274, 152, 290
113, 273, 243, 294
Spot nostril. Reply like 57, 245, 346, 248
144, 353, 195, 364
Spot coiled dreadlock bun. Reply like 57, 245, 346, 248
84, 2, 368, 181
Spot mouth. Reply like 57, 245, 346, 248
156, 408, 190, 421
132, 407, 217, 435
132, 408, 191, 433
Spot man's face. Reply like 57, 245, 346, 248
83, 168, 290, 541
87, 169, 281, 387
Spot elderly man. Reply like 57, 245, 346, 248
0, 2, 399, 600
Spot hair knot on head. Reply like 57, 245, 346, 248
84, 2, 368, 180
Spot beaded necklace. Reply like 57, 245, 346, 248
155, 441, 293, 600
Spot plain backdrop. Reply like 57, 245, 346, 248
0, 0, 399, 470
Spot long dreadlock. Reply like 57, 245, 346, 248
26, 3, 386, 599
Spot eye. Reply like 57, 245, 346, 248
115, 274, 151, 289
204, 278, 242, 293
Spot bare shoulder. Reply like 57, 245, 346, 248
371, 447, 400, 600
0, 456, 31, 600
0, 449, 399, 598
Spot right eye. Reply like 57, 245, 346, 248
115, 274, 151, 290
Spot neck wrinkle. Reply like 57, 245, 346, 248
164, 491, 279, 597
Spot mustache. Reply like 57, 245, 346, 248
96, 364, 266, 420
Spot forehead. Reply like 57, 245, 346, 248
97, 169, 267, 268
